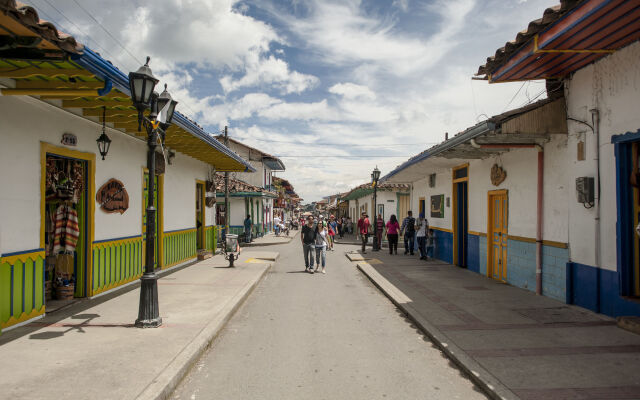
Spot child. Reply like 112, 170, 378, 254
426, 229, 435, 261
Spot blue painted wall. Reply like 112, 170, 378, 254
434, 230, 453, 264
567, 262, 640, 317
503, 239, 568, 301
479, 236, 487, 275
467, 234, 480, 273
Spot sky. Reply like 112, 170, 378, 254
32, 0, 557, 202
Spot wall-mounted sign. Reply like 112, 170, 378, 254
491, 164, 507, 186
96, 179, 129, 214
431, 195, 445, 218
61, 133, 77, 147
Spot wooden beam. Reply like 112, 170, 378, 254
0, 67, 94, 79
83, 109, 137, 117
16, 81, 104, 89
1, 88, 99, 96
40, 91, 129, 100
62, 99, 133, 108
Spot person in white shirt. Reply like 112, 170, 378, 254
314, 221, 329, 273
416, 213, 429, 260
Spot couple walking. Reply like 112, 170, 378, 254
300, 215, 328, 274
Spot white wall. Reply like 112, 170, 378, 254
467, 135, 569, 242
411, 169, 453, 231
0, 94, 219, 254
564, 40, 640, 270
229, 197, 247, 226
224, 141, 264, 188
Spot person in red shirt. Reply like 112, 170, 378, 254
357, 212, 370, 253
375, 214, 384, 252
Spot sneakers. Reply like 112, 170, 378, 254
322, 269, 326, 274
404, 250, 408, 255
309, 268, 314, 274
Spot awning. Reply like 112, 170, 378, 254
0, 1, 254, 172
477, 0, 640, 83
382, 98, 567, 182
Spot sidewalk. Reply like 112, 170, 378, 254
348, 250, 640, 400
241, 230, 298, 247
0, 251, 276, 400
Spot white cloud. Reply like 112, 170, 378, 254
220, 53, 319, 94
329, 82, 376, 100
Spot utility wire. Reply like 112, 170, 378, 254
36, 0, 126, 69
70, 0, 143, 65
243, 138, 440, 147
502, 81, 526, 112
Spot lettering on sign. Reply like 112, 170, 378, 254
61, 133, 77, 147
96, 178, 129, 214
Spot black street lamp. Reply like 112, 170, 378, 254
371, 166, 381, 251
129, 57, 177, 328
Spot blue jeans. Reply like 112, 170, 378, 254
303, 243, 315, 268
426, 245, 434, 259
417, 236, 427, 258
315, 246, 326, 268
245, 229, 252, 243
404, 231, 415, 253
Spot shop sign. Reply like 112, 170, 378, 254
61, 133, 77, 147
96, 178, 129, 214
491, 164, 507, 186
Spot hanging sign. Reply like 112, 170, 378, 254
61, 133, 77, 147
491, 164, 507, 186
96, 179, 129, 214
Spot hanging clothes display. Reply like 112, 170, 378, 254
53, 204, 79, 253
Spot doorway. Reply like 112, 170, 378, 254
196, 181, 205, 250
41, 144, 94, 306
453, 164, 469, 268
488, 190, 508, 282
397, 193, 410, 220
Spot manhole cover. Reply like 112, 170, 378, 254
516, 307, 597, 324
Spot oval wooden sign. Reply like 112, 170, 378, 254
96, 178, 129, 214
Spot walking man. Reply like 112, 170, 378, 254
400, 210, 416, 255
357, 212, 370, 253
301, 215, 317, 273
244, 214, 253, 243
416, 212, 428, 260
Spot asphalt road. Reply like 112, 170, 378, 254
171, 235, 487, 400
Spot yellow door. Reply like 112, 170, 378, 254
398, 194, 410, 220
488, 191, 508, 282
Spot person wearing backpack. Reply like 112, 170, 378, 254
400, 210, 416, 255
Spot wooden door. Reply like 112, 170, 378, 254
398, 194, 410, 220
488, 191, 508, 282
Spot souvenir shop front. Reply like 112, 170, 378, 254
0, 5, 254, 330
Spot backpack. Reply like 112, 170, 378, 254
407, 217, 416, 232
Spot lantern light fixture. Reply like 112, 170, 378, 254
128, 56, 159, 131
157, 83, 178, 131
96, 106, 111, 160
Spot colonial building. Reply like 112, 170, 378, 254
384, 0, 640, 317
0, 2, 253, 330
215, 137, 284, 234
343, 183, 410, 222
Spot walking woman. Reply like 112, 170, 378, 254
315, 220, 328, 273
328, 215, 337, 250
386, 214, 400, 255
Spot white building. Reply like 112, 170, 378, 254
0, 5, 253, 330
215, 137, 284, 235
384, 1, 640, 318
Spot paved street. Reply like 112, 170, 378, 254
171, 236, 487, 400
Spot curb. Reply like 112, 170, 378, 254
135, 262, 273, 400
355, 261, 518, 400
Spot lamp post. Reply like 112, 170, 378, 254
129, 57, 178, 328
371, 166, 381, 251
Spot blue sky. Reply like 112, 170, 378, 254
32, 0, 556, 202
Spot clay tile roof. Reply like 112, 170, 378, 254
476, 0, 582, 76
214, 173, 276, 195
0, 0, 84, 54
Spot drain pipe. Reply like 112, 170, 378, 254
591, 108, 601, 311
536, 144, 544, 295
